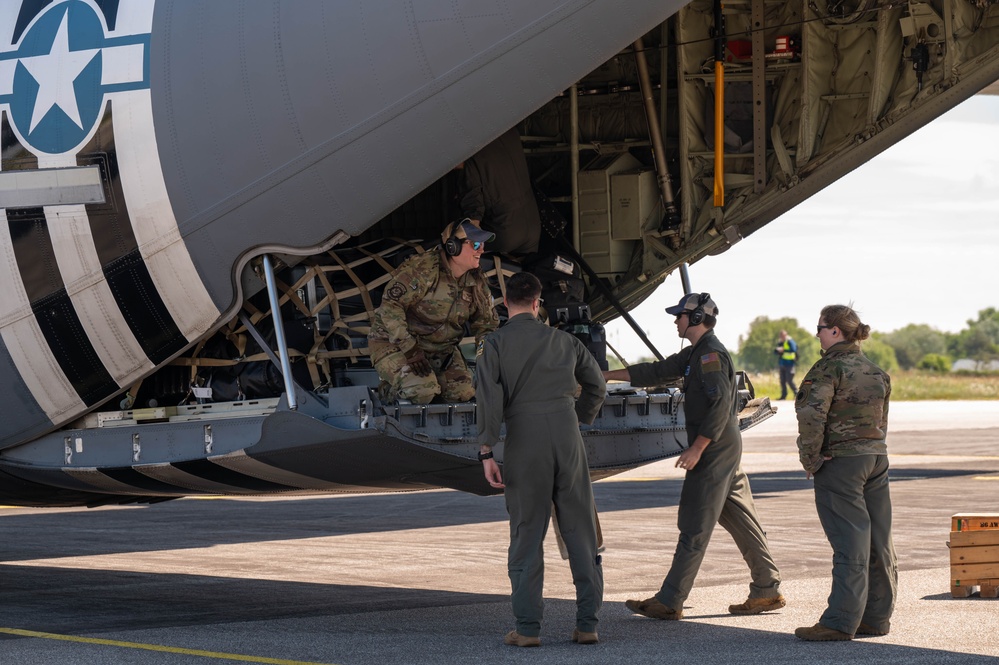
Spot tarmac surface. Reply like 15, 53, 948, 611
2, 400, 998, 664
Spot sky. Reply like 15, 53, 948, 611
605, 94, 999, 360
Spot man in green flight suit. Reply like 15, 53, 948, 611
603, 293, 785, 620
476, 272, 606, 647
368, 219, 499, 404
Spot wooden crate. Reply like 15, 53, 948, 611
950, 514, 999, 598
951, 514, 999, 532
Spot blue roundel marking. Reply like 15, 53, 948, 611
4, 0, 151, 156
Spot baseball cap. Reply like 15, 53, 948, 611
665, 292, 718, 317
443, 218, 496, 245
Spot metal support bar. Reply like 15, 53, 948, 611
558, 238, 664, 361
570, 84, 580, 252
634, 36, 680, 221
679, 263, 692, 294
261, 254, 299, 411
713, 0, 726, 207
751, 0, 767, 193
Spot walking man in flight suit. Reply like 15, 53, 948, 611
476, 272, 606, 647
603, 293, 785, 620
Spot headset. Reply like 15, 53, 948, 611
443, 219, 470, 257
688, 292, 711, 326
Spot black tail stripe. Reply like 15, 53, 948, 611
8, 208, 118, 406
100, 468, 205, 494
82, 103, 187, 364
2, 111, 39, 172
173, 460, 299, 492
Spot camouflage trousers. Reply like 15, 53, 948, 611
371, 344, 474, 404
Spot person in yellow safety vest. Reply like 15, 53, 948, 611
774, 330, 798, 400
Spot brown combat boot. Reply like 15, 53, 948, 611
572, 628, 599, 644
625, 597, 683, 620
794, 623, 853, 641
503, 630, 540, 647
855, 622, 890, 636
728, 595, 787, 615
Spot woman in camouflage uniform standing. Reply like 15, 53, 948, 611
793, 305, 898, 642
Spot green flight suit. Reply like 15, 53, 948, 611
476, 313, 606, 637
627, 330, 782, 611
368, 248, 498, 403
795, 340, 897, 635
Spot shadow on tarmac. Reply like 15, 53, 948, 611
0, 564, 506, 635
0, 466, 984, 562
1, 570, 995, 665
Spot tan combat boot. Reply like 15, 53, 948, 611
503, 630, 540, 647
728, 595, 787, 615
794, 623, 853, 641
625, 597, 683, 620
572, 628, 599, 644
856, 622, 890, 636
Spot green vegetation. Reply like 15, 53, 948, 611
605, 308, 999, 400
733, 307, 999, 400
736, 317, 820, 371
747, 369, 999, 401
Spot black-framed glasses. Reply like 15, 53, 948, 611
470, 240, 484, 251
536, 298, 544, 306
674, 311, 689, 318
816, 325, 833, 333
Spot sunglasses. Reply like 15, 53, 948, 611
469, 240, 484, 251
816, 325, 834, 333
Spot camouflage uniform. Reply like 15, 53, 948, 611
368, 248, 498, 403
627, 330, 782, 612
795, 340, 897, 635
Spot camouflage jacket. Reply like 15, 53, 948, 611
794, 340, 891, 473
368, 248, 498, 357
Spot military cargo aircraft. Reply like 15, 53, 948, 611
1, 0, 997, 507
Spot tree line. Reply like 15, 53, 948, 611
735, 308, 999, 373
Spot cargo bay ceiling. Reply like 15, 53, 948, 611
459, 0, 999, 319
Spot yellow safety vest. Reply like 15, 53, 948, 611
781, 340, 796, 362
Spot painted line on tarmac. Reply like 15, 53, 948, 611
0, 628, 339, 665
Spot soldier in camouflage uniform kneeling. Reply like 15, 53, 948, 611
368, 219, 499, 404
794, 304, 898, 642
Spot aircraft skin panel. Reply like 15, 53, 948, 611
152, 0, 681, 313
133, 462, 286, 496
109, 86, 220, 342
0, 0, 218, 448
43, 203, 155, 383
63, 466, 160, 496
0, 209, 86, 422
209, 449, 382, 493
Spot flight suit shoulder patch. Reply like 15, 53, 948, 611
700, 352, 722, 373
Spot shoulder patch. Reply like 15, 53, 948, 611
700, 352, 722, 373
795, 380, 812, 404
475, 339, 485, 358
385, 283, 406, 301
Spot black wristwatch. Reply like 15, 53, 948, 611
477, 450, 494, 461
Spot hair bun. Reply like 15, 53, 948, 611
856, 323, 871, 341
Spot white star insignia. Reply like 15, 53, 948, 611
19, 8, 99, 134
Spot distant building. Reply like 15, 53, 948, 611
951, 359, 999, 372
